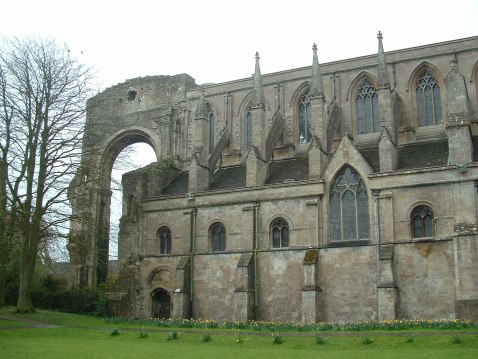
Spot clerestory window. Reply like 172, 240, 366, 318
416, 70, 442, 127
356, 80, 381, 134
246, 110, 252, 150
330, 166, 370, 241
299, 94, 312, 144
208, 104, 215, 154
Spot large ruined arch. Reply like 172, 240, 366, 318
70, 126, 162, 288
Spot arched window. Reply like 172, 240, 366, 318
208, 104, 215, 154
246, 110, 252, 150
416, 70, 442, 126
271, 218, 289, 248
356, 80, 381, 134
411, 205, 434, 238
158, 227, 172, 254
330, 166, 369, 241
210, 222, 226, 252
299, 94, 312, 144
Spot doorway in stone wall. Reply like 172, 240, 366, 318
151, 288, 171, 319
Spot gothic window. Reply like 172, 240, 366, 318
411, 205, 434, 238
246, 110, 253, 150
271, 218, 289, 248
416, 70, 442, 126
210, 222, 226, 252
330, 166, 370, 241
356, 80, 381, 134
208, 104, 215, 154
158, 227, 172, 254
299, 94, 312, 143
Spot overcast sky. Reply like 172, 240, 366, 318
2, 0, 478, 90
3, 0, 477, 259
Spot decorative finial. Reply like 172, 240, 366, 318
251, 51, 264, 107
309, 43, 325, 98
377, 31, 390, 90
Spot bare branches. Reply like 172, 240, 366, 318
0, 35, 95, 311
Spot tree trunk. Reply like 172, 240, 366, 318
15, 241, 37, 313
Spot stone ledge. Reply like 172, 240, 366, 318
377, 282, 397, 288
326, 240, 371, 248
301, 285, 322, 292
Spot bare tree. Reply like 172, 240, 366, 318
0, 36, 94, 312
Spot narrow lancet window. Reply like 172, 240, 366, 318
209, 105, 215, 154
210, 222, 226, 252
299, 94, 312, 144
158, 227, 172, 254
246, 110, 253, 150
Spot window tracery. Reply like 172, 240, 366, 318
416, 70, 442, 126
411, 205, 434, 238
330, 166, 369, 241
271, 218, 289, 248
299, 94, 312, 144
356, 80, 381, 134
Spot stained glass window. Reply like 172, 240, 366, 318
356, 80, 381, 134
330, 166, 369, 241
416, 71, 442, 126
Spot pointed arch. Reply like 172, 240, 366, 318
408, 62, 445, 127
322, 135, 374, 244
348, 72, 381, 136
289, 81, 312, 144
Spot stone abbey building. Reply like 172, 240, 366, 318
68, 34, 478, 322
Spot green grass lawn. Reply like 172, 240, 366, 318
1, 308, 477, 359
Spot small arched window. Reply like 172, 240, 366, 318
158, 227, 172, 254
330, 165, 369, 241
271, 218, 289, 248
208, 104, 215, 154
416, 70, 442, 127
299, 94, 312, 144
356, 80, 381, 134
411, 205, 434, 238
210, 222, 226, 252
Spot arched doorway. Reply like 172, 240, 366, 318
151, 288, 171, 319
